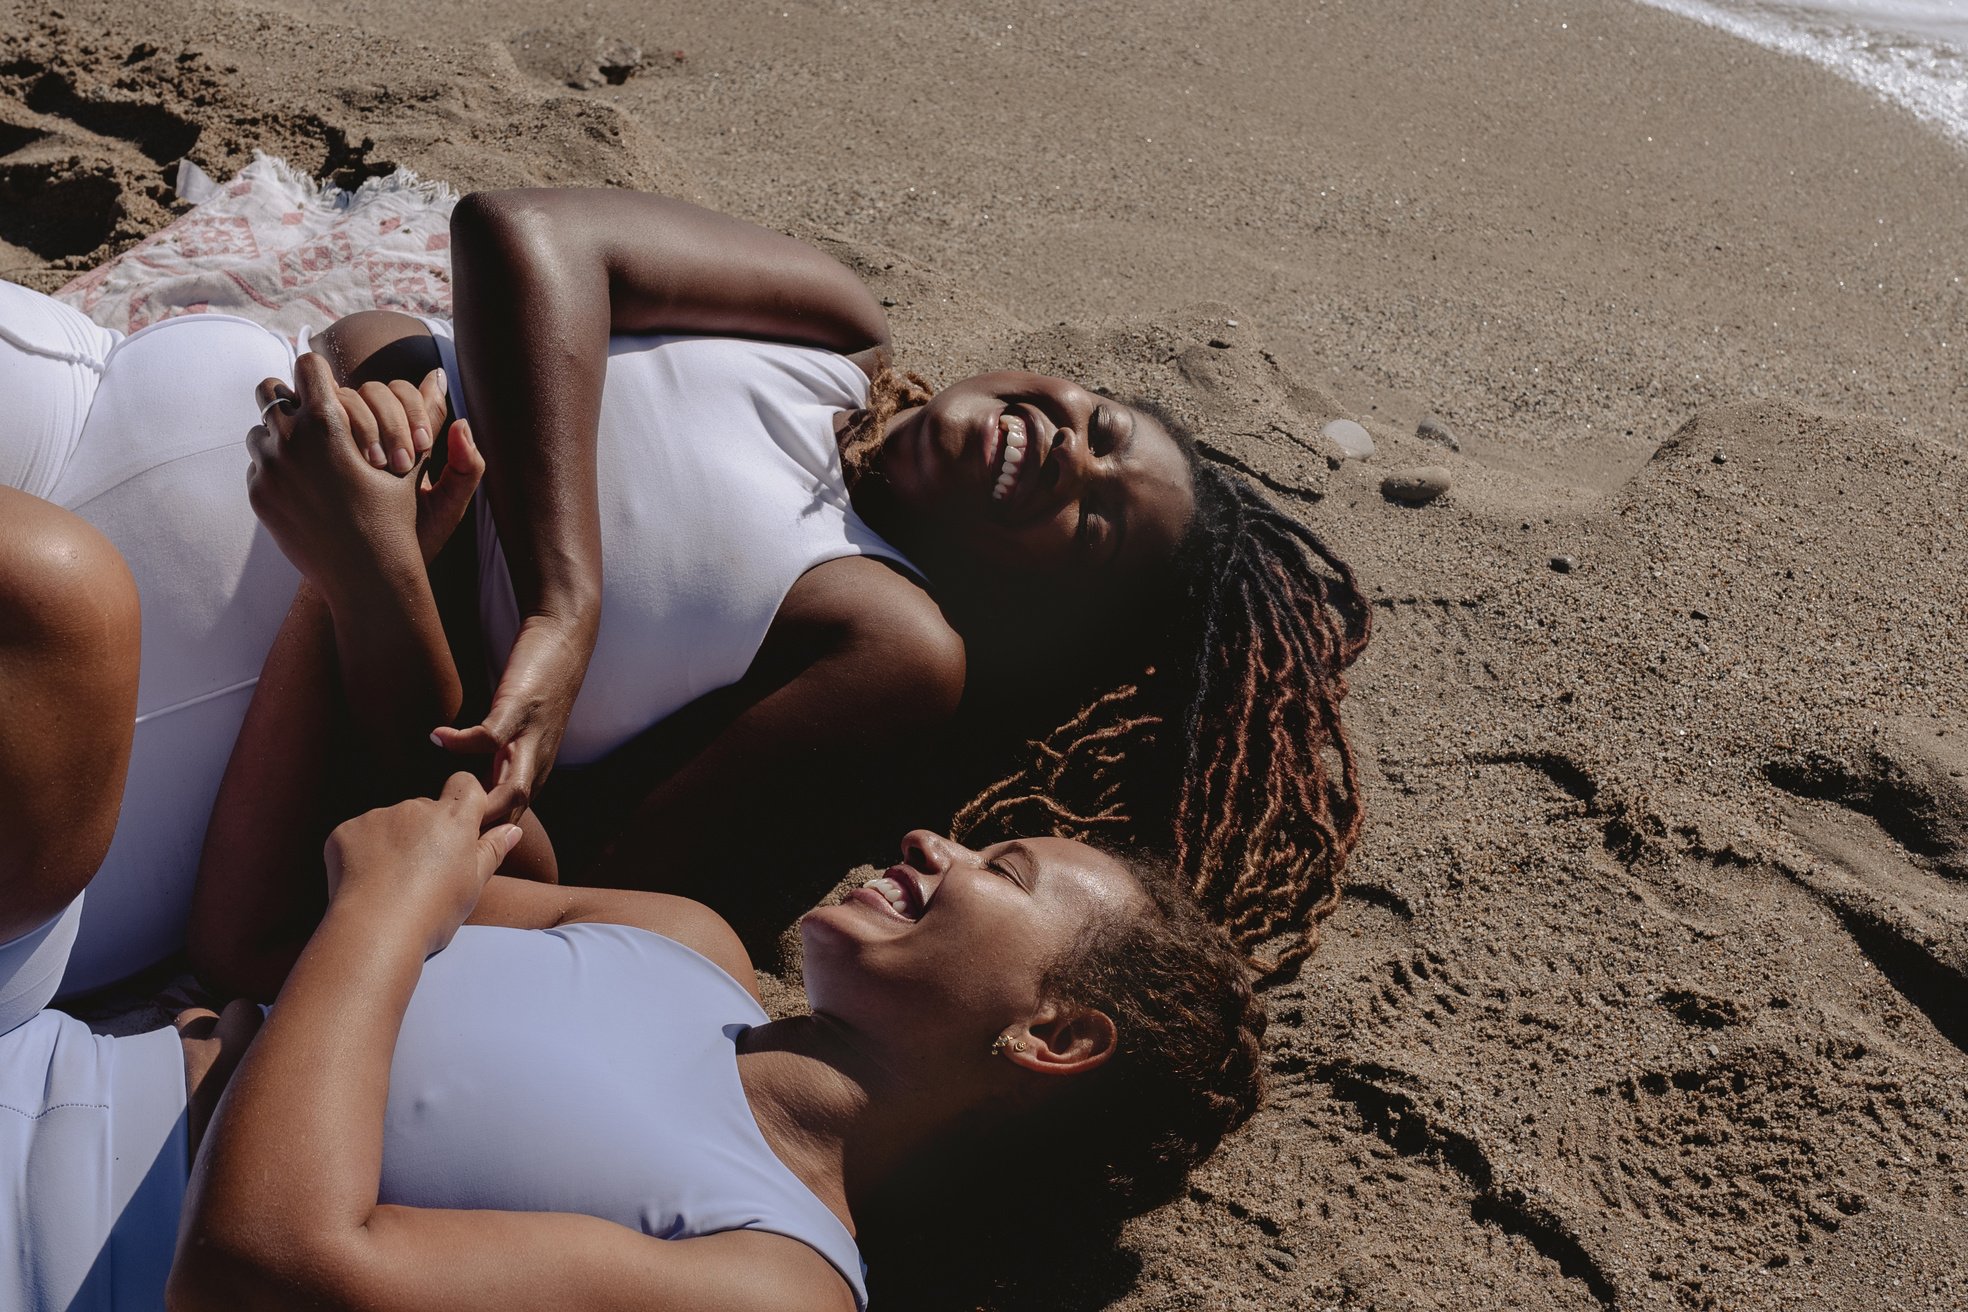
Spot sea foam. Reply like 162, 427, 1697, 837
1634, 0, 1968, 147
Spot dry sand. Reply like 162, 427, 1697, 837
4, 0, 1965, 1307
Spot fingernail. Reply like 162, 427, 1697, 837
414, 426, 432, 454
430, 730, 446, 747
390, 447, 414, 474
433, 370, 449, 395
365, 443, 386, 468
500, 825, 524, 853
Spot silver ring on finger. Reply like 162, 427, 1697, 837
260, 396, 295, 426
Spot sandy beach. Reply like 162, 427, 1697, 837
4, 0, 1965, 1306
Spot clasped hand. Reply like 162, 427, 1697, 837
247, 355, 482, 589
250, 354, 585, 825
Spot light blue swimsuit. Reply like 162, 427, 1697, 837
0, 919, 867, 1312
381, 921, 866, 1303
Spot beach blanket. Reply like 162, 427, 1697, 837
53, 156, 458, 339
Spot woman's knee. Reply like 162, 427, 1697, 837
315, 309, 441, 389
0, 489, 139, 936
0, 488, 140, 659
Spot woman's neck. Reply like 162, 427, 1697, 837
841, 404, 924, 549
734, 1012, 964, 1233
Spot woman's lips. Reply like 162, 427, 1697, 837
850, 885, 915, 922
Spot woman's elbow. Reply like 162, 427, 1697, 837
168, 1222, 369, 1312
450, 190, 563, 265
166, 1235, 282, 1312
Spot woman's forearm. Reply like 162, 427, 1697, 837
445, 189, 892, 627
449, 195, 609, 632
320, 561, 464, 767
174, 890, 426, 1304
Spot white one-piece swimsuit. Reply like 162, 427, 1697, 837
0, 281, 912, 994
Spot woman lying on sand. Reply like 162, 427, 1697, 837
0, 189, 1365, 998
0, 384, 1263, 1312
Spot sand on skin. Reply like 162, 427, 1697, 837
3, 0, 1965, 1307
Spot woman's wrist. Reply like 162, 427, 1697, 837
320, 878, 455, 961
316, 551, 437, 632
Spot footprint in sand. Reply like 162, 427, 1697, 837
505, 28, 652, 91
1764, 719, 1968, 1053
0, 60, 200, 268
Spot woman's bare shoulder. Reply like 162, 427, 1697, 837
776, 556, 965, 705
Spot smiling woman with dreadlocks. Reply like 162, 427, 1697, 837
0, 188, 1367, 998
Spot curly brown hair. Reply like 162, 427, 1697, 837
841, 371, 1371, 978
1037, 847, 1268, 1209
856, 846, 1264, 1307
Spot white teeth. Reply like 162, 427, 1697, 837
992, 414, 1029, 502
860, 875, 913, 918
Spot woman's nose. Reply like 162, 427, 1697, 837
1048, 425, 1089, 502
900, 829, 966, 872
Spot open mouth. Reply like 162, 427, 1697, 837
985, 404, 1053, 512
990, 411, 1030, 503
849, 865, 928, 922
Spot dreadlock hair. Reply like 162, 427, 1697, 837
858, 850, 1264, 1308
836, 378, 1371, 978
837, 366, 935, 491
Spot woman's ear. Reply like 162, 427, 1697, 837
1005, 1004, 1118, 1076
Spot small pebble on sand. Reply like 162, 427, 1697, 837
1322, 418, 1376, 459
1550, 554, 1577, 573
1713, 449, 1728, 464
1417, 414, 1460, 450
1380, 465, 1451, 505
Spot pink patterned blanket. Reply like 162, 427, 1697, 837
54, 155, 458, 340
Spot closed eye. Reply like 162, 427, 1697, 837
1090, 403, 1125, 456
986, 858, 1027, 890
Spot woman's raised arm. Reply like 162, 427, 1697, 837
439, 190, 893, 820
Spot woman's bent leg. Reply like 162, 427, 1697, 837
0, 487, 184, 1312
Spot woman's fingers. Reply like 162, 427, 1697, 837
413, 421, 483, 562
484, 735, 538, 824
357, 380, 415, 474
262, 358, 449, 473
431, 714, 535, 823
420, 421, 482, 538
431, 723, 501, 754
293, 353, 343, 420
387, 378, 435, 460
254, 376, 298, 440
246, 420, 280, 470
332, 386, 380, 468
419, 367, 449, 433
439, 769, 490, 813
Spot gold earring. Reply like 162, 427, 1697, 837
990, 1032, 1029, 1057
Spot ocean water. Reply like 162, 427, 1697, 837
1632, 0, 1968, 146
